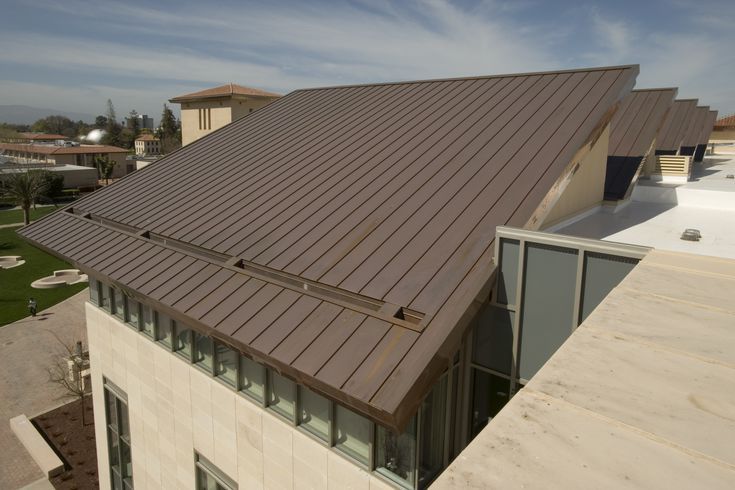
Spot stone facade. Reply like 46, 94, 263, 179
86, 303, 395, 490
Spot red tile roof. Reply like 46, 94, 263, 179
714, 114, 735, 127
19, 133, 69, 140
169, 83, 281, 102
135, 134, 159, 141
0, 143, 128, 155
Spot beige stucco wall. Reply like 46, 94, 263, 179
541, 125, 610, 229
86, 304, 395, 490
230, 97, 276, 121
711, 129, 735, 141
180, 97, 277, 146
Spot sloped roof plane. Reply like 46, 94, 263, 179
682, 106, 711, 147
20, 65, 638, 429
604, 88, 677, 201
700, 110, 719, 143
656, 99, 698, 152
608, 88, 677, 158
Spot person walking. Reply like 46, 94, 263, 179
28, 297, 37, 317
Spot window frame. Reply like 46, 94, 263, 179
194, 452, 237, 490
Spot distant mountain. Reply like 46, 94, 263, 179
0, 105, 95, 125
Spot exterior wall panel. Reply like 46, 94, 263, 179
87, 303, 394, 489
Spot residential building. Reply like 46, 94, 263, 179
169, 83, 281, 146
19, 65, 733, 490
0, 142, 129, 179
0, 132, 69, 144
135, 134, 161, 156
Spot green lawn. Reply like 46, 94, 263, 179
0, 226, 87, 326
0, 206, 59, 225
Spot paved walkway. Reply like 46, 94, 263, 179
0, 291, 87, 489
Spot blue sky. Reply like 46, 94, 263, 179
1, 0, 733, 121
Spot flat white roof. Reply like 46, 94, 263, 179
433, 250, 735, 489
559, 152, 735, 260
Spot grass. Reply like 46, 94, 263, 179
0, 226, 87, 326
0, 206, 58, 226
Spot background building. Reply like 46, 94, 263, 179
134, 134, 161, 156
169, 83, 281, 146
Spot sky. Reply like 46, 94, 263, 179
0, 0, 733, 122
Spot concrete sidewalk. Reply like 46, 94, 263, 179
0, 291, 87, 489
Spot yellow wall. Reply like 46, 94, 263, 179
541, 125, 610, 229
180, 97, 277, 146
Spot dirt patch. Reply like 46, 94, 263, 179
32, 397, 99, 490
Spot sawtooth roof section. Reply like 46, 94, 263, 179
656, 99, 699, 152
608, 88, 677, 158
682, 106, 711, 147
20, 65, 638, 429
699, 110, 719, 144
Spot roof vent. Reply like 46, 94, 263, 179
681, 229, 701, 241
726, 174, 734, 179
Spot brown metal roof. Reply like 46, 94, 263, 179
20, 65, 638, 429
169, 82, 281, 102
608, 88, 676, 158
681, 106, 710, 147
655, 99, 698, 152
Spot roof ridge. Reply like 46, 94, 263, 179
293, 64, 639, 92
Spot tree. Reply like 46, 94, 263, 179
94, 115, 108, 129
158, 104, 181, 154
31, 115, 77, 137
0, 123, 21, 141
35, 170, 65, 206
94, 155, 117, 185
47, 331, 91, 426
0, 171, 48, 224
101, 99, 122, 146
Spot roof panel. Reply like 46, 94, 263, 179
18, 65, 638, 429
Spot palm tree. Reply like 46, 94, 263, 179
1, 171, 48, 225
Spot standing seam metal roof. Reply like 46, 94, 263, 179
608, 88, 677, 158
19, 65, 638, 429
656, 99, 699, 152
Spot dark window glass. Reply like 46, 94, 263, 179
469, 370, 510, 439
298, 387, 329, 442
267, 371, 295, 421
193, 332, 213, 372
155, 312, 173, 348
376, 417, 416, 487
112, 289, 125, 320
418, 375, 447, 486
125, 298, 140, 329
105, 383, 132, 490
472, 306, 514, 376
89, 277, 99, 305
334, 405, 371, 466
101, 285, 111, 312
239, 355, 264, 402
140, 304, 154, 338
214, 342, 237, 387
173, 322, 192, 361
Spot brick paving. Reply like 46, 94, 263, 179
0, 291, 87, 489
